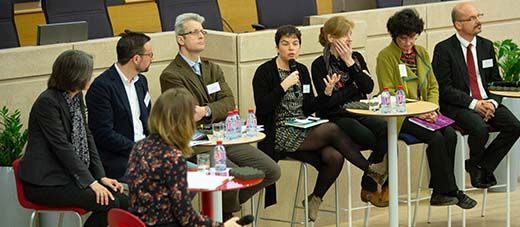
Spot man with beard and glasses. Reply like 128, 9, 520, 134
432, 3, 520, 189
86, 30, 153, 182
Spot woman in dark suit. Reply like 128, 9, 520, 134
252, 25, 387, 222
18, 50, 129, 227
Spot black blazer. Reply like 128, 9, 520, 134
86, 65, 151, 180
252, 57, 325, 206
432, 34, 503, 117
18, 89, 105, 189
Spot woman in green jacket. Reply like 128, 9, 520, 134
375, 8, 476, 208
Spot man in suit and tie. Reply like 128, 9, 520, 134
86, 30, 153, 182
432, 3, 520, 188
160, 13, 281, 220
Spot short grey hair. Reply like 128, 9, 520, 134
174, 13, 205, 35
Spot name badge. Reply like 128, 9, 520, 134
144, 92, 151, 107
303, 84, 311, 94
398, 64, 408, 78
206, 82, 221, 95
482, 59, 493, 68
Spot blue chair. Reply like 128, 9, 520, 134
0, 0, 20, 49
155, 0, 223, 32
253, 0, 316, 30
42, 0, 113, 39
376, 0, 402, 8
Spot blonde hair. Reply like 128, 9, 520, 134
319, 16, 355, 47
148, 88, 196, 156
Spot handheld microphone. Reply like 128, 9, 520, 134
288, 59, 298, 73
236, 214, 254, 225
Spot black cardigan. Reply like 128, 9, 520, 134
311, 52, 374, 118
252, 57, 326, 206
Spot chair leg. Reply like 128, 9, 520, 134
506, 154, 511, 227
30, 211, 37, 227
427, 189, 432, 224
461, 134, 467, 227
481, 188, 487, 217
447, 206, 452, 227
303, 163, 309, 227
406, 145, 412, 227
413, 144, 427, 226
346, 162, 353, 227
250, 192, 257, 227
363, 204, 371, 227
73, 212, 82, 227
254, 189, 263, 226
334, 180, 340, 227
291, 163, 304, 227
57, 213, 64, 227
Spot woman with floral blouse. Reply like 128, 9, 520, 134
127, 88, 241, 227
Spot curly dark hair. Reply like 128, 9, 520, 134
386, 8, 424, 40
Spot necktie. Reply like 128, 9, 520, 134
466, 44, 482, 99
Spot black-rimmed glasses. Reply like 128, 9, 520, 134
179, 29, 208, 36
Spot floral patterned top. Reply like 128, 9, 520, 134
127, 134, 223, 227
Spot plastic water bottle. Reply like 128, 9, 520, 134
234, 109, 242, 138
214, 140, 227, 175
246, 108, 257, 137
381, 87, 391, 113
396, 85, 406, 113
224, 111, 235, 140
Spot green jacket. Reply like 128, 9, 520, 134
375, 41, 439, 132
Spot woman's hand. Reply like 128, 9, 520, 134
334, 39, 354, 67
417, 111, 438, 123
100, 177, 124, 193
323, 73, 340, 96
280, 71, 300, 92
89, 181, 114, 205
224, 217, 241, 227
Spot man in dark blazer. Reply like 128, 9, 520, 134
432, 3, 520, 188
160, 13, 281, 220
86, 31, 153, 181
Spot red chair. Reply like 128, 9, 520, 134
108, 208, 146, 227
12, 159, 88, 227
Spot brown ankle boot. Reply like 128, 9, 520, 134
367, 162, 387, 185
302, 194, 322, 222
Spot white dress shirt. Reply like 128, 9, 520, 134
456, 33, 497, 109
114, 63, 146, 142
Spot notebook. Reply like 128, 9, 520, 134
285, 117, 329, 129
408, 115, 455, 131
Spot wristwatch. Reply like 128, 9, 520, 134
205, 106, 212, 117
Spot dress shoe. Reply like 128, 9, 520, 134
465, 160, 491, 188
367, 158, 388, 185
360, 189, 389, 207
430, 194, 458, 206
302, 194, 322, 222
456, 191, 477, 209
485, 171, 498, 186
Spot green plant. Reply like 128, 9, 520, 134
0, 106, 28, 166
494, 39, 520, 82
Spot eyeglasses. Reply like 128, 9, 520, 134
179, 29, 208, 36
457, 13, 484, 22
138, 52, 154, 58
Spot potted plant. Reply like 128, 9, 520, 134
494, 39, 520, 82
0, 106, 30, 226
491, 39, 520, 192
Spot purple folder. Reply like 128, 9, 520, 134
408, 115, 455, 131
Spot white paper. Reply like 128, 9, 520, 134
187, 171, 233, 190
207, 82, 221, 95
303, 84, 311, 94
398, 64, 408, 78
482, 59, 493, 68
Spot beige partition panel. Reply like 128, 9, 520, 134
0, 43, 73, 124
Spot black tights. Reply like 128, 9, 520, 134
288, 123, 369, 198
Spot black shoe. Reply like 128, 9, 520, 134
430, 194, 459, 206
223, 212, 234, 222
485, 171, 498, 186
456, 191, 477, 209
465, 160, 491, 188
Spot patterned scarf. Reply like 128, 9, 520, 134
323, 45, 360, 91
63, 92, 90, 167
